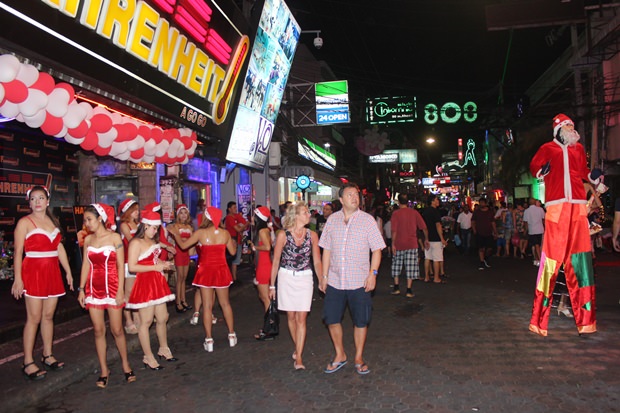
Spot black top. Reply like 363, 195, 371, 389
422, 207, 442, 242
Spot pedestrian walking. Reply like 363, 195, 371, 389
250, 206, 275, 340
225, 201, 249, 282
319, 183, 385, 375
126, 210, 176, 370
390, 194, 429, 297
11, 185, 73, 381
456, 204, 473, 254
523, 198, 545, 266
422, 195, 448, 283
118, 198, 140, 335
269, 202, 322, 369
171, 207, 237, 352
77, 204, 135, 387
472, 198, 497, 270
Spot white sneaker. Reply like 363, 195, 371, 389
533, 260, 540, 266
212, 314, 217, 324
190, 312, 200, 325
228, 332, 237, 347
252, 277, 259, 286
203, 338, 214, 352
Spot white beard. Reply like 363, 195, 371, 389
559, 129, 580, 146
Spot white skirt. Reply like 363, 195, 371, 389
277, 268, 313, 312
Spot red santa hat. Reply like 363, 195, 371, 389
255, 206, 270, 222
25, 185, 50, 199
92, 203, 117, 231
141, 210, 162, 226
176, 204, 189, 216
204, 207, 222, 233
144, 201, 161, 212
118, 198, 137, 215
553, 113, 574, 137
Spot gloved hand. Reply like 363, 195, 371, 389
541, 161, 551, 175
590, 168, 603, 180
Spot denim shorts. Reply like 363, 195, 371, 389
323, 285, 372, 328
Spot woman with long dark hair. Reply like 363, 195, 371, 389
126, 210, 176, 370
250, 206, 274, 340
77, 204, 135, 387
171, 207, 236, 352
167, 204, 194, 313
11, 185, 73, 380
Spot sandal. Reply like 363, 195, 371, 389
22, 361, 46, 381
181, 301, 193, 310
96, 375, 108, 388
124, 324, 138, 335
41, 354, 64, 370
254, 330, 275, 341
355, 363, 371, 375
124, 370, 137, 383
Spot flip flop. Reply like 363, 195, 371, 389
324, 360, 347, 374
355, 363, 371, 375
433, 279, 447, 284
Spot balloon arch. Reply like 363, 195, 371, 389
0, 54, 198, 165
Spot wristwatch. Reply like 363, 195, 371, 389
372, 269, 378, 276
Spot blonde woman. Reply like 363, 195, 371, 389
167, 204, 194, 313
269, 202, 322, 370
118, 198, 140, 334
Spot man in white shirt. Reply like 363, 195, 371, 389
456, 204, 473, 254
523, 198, 545, 266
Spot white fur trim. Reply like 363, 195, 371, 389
141, 218, 162, 226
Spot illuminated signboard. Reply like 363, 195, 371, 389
366, 96, 416, 124
0, 0, 251, 137
384, 149, 418, 164
368, 153, 399, 164
297, 138, 336, 171
422, 101, 478, 125
316, 80, 350, 125
226, 0, 300, 169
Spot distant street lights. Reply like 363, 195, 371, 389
426, 137, 435, 144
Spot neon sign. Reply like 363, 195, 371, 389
34, 0, 249, 126
464, 139, 477, 166
366, 96, 416, 124
423, 101, 477, 124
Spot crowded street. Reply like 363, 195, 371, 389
1, 246, 619, 412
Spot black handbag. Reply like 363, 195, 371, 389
262, 299, 279, 337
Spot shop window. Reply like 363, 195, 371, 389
94, 177, 138, 212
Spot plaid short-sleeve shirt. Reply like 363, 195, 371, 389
319, 209, 386, 290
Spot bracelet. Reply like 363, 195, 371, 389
322, 275, 328, 279
77, 287, 85, 292
269, 286, 276, 290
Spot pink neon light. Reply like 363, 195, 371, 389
174, 13, 206, 43
185, 0, 212, 19
206, 42, 230, 65
152, 0, 175, 14
177, 5, 208, 35
207, 29, 231, 53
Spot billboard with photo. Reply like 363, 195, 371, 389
315, 80, 350, 125
226, 0, 300, 169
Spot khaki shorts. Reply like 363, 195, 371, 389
424, 241, 444, 262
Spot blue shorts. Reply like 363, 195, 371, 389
323, 285, 372, 328
232, 241, 243, 265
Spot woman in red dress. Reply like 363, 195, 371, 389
77, 204, 135, 387
11, 185, 73, 380
118, 198, 139, 334
249, 206, 274, 340
126, 210, 176, 370
167, 204, 194, 313
171, 207, 236, 352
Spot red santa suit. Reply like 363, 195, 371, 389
528, 114, 600, 336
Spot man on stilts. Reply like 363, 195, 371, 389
528, 114, 603, 336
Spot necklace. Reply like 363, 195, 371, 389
291, 228, 305, 243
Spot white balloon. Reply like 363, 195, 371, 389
54, 125, 68, 138
155, 140, 170, 157
143, 155, 155, 163
126, 136, 145, 151
0, 54, 21, 83
180, 156, 189, 165
19, 89, 48, 117
98, 128, 118, 148
63, 102, 87, 128
110, 111, 123, 125
0, 84, 5, 102
144, 139, 157, 156
109, 142, 126, 157
64, 134, 85, 145
23, 109, 46, 128
116, 150, 130, 161
46, 88, 71, 117
91, 105, 108, 117
16, 63, 39, 86
0, 101, 20, 118
78, 102, 94, 120
16, 113, 24, 122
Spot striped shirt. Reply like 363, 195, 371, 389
319, 209, 386, 290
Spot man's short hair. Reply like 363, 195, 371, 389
226, 201, 236, 211
427, 194, 437, 205
339, 182, 360, 198
397, 194, 408, 205
479, 198, 488, 204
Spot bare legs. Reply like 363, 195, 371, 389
124, 277, 139, 332
326, 323, 368, 369
89, 307, 132, 376
175, 265, 189, 307
257, 284, 270, 312
287, 311, 308, 368
201, 287, 234, 338
23, 297, 60, 375
137, 303, 170, 367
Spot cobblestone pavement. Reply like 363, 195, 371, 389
2, 249, 620, 412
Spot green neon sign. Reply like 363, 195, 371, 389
423, 101, 477, 124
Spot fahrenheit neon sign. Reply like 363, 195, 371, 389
41, 0, 249, 125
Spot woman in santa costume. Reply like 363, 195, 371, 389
118, 198, 140, 335
126, 210, 176, 370
77, 204, 135, 387
528, 114, 603, 336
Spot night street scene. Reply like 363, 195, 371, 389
1, 1, 620, 412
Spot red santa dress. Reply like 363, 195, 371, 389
84, 245, 123, 309
192, 244, 232, 288
174, 228, 192, 266
22, 220, 65, 299
126, 244, 175, 309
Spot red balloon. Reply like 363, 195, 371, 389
68, 120, 88, 138
163, 129, 180, 142
2, 80, 28, 103
138, 125, 151, 137
181, 135, 193, 150
81, 130, 99, 151
30, 72, 55, 94
93, 145, 112, 156
151, 127, 163, 143
90, 113, 112, 133
130, 148, 144, 159
40, 113, 63, 136
124, 122, 138, 140
114, 124, 128, 142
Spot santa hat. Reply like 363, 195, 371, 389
118, 199, 137, 215
204, 207, 222, 233
255, 206, 270, 222
144, 201, 161, 212
553, 113, 574, 137
25, 185, 50, 199
176, 204, 189, 216
92, 203, 117, 231
141, 210, 162, 226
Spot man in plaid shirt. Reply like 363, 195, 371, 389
390, 194, 429, 297
319, 183, 385, 375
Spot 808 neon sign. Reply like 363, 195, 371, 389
423, 102, 477, 124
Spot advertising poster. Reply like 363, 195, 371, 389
160, 177, 176, 224
226, 0, 300, 169
236, 184, 253, 253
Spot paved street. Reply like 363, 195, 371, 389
2, 247, 620, 412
